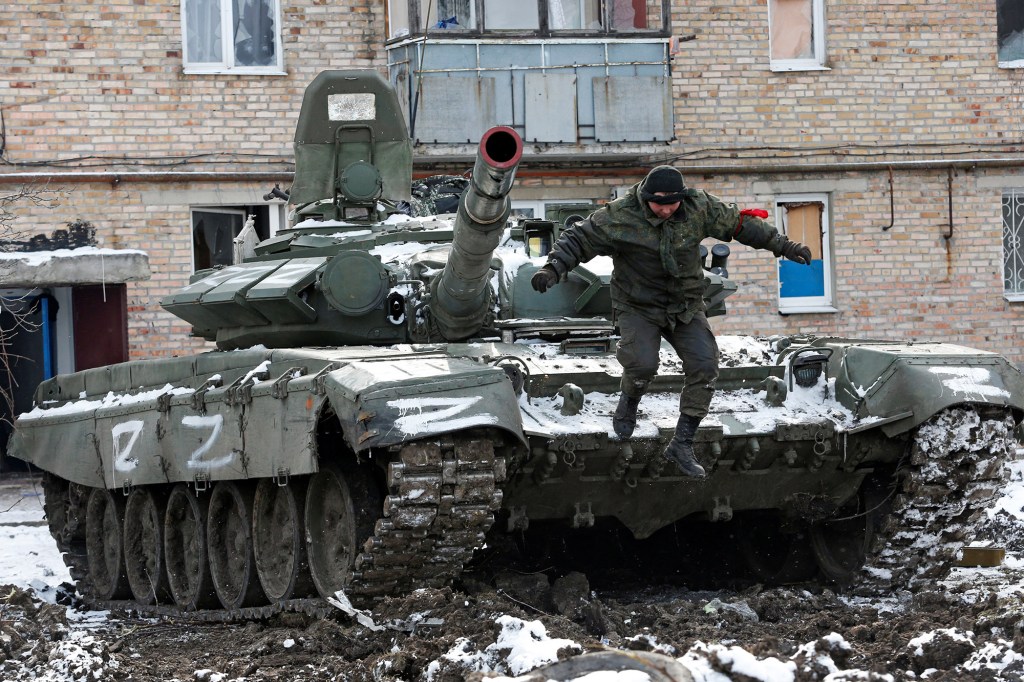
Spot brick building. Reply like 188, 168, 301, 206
2, 0, 1024, 374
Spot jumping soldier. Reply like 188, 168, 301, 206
530, 165, 812, 478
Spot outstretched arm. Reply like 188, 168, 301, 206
532, 210, 614, 292
736, 215, 811, 264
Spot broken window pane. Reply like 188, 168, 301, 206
232, 0, 276, 67
776, 198, 829, 306
193, 210, 246, 271
769, 0, 814, 61
611, 0, 662, 31
998, 0, 1024, 64
422, 0, 475, 30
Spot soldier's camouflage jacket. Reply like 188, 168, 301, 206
546, 181, 787, 327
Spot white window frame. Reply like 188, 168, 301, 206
1002, 191, 1024, 301
774, 193, 835, 314
190, 204, 284, 272
181, 0, 285, 75
767, 0, 828, 72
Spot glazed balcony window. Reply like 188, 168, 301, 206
386, 0, 665, 38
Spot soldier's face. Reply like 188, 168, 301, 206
648, 194, 680, 219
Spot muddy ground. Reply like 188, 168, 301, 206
3, 563, 1024, 681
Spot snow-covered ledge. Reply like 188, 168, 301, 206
0, 247, 151, 287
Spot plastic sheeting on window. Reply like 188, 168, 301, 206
769, 0, 813, 61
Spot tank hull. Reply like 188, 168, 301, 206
11, 336, 1024, 610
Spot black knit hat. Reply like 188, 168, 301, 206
640, 166, 686, 203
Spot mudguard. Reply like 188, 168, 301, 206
322, 357, 527, 452
830, 342, 1024, 435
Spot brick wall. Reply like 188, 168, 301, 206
2, 0, 1024, 366
3, 0, 383, 168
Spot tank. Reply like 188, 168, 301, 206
10, 70, 1024, 615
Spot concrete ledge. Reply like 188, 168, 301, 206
0, 248, 151, 287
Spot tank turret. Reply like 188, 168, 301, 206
161, 72, 522, 349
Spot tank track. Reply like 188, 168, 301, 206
42, 435, 505, 623
858, 406, 1015, 592
347, 436, 506, 599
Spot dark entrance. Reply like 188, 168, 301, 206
0, 284, 128, 474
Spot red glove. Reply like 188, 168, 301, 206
735, 208, 769, 236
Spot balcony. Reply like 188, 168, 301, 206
386, 36, 674, 161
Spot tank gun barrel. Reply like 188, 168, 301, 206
430, 126, 523, 340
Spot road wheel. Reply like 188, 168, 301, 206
164, 484, 218, 610
253, 477, 313, 601
123, 487, 172, 604
810, 493, 878, 584
85, 487, 131, 600
207, 481, 266, 609
305, 465, 375, 598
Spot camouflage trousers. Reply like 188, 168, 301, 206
615, 310, 719, 419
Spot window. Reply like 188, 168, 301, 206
388, 0, 411, 38
998, 0, 1024, 67
386, 0, 664, 38
767, 0, 826, 72
182, 0, 283, 74
1002, 191, 1024, 300
191, 204, 283, 272
774, 195, 834, 313
484, 0, 539, 30
424, 0, 476, 30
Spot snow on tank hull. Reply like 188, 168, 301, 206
9, 70, 1024, 616
13, 333, 1023, 608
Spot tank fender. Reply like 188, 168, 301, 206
321, 358, 527, 452
8, 411, 104, 488
9, 365, 330, 490
832, 344, 1024, 436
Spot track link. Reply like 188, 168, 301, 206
859, 407, 1015, 591
348, 436, 505, 599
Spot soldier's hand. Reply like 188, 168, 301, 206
531, 264, 559, 293
781, 240, 812, 265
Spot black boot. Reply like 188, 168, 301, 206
612, 394, 641, 439
663, 414, 706, 478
